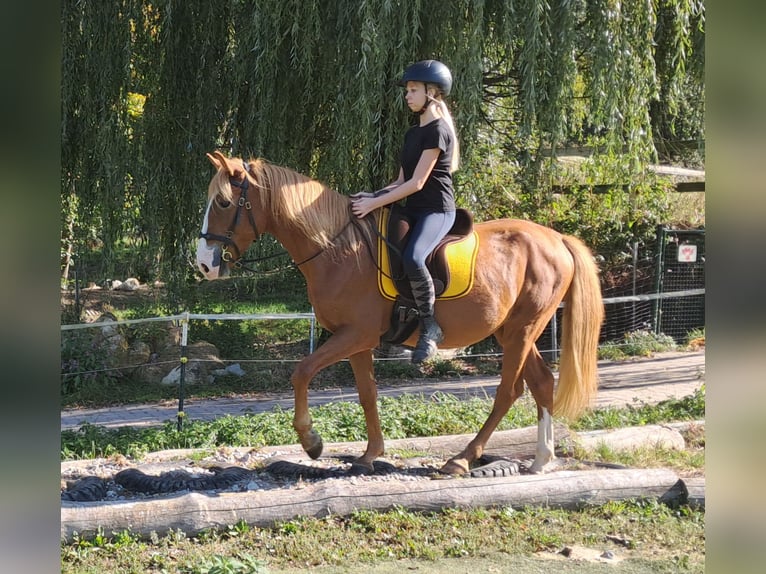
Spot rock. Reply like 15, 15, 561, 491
148, 341, 225, 386
121, 278, 141, 291
212, 363, 247, 378
92, 315, 129, 368
111, 277, 141, 291
128, 341, 152, 365
160, 362, 217, 386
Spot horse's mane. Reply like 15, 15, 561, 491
208, 158, 376, 262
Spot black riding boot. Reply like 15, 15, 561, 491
408, 267, 443, 364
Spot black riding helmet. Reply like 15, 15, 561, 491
399, 60, 452, 97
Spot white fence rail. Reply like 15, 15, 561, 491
60, 289, 704, 430
60, 289, 705, 355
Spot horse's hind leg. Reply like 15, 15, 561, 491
523, 346, 556, 473
440, 333, 530, 476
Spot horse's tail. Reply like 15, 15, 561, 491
553, 235, 604, 420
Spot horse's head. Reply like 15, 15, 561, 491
196, 151, 260, 279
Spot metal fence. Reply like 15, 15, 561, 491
654, 227, 705, 340
61, 284, 704, 430
61, 289, 705, 375
62, 221, 707, 374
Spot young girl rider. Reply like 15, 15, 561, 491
351, 59, 459, 364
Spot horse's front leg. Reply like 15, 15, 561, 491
348, 350, 383, 472
289, 329, 377, 461
291, 356, 324, 458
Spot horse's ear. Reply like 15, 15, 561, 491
206, 152, 222, 169
208, 151, 239, 178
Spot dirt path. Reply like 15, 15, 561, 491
61, 350, 705, 431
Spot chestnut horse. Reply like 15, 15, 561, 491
196, 151, 604, 475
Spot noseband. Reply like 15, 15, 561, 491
198, 161, 260, 269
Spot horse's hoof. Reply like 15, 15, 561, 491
527, 455, 556, 474
440, 459, 469, 476
348, 461, 375, 476
303, 433, 324, 460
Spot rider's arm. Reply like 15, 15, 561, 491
351, 150, 439, 218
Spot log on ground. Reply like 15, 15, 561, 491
682, 477, 705, 509
61, 467, 684, 541
569, 425, 686, 452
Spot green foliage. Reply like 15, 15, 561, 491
455, 141, 679, 267
572, 384, 704, 431
61, 1, 705, 296
684, 327, 705, 346
622, 330, 678, 355
60, 330, 120, 395
62, 502, 705, 573
192, 554, 267, 574
598, 329, 678, 361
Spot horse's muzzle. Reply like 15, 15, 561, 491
196, 238, 225, 279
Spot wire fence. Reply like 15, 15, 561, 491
61, 287, 704, 430
61, 289, 705, 372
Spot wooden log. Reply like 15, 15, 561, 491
61, 468, 684, 541
682, 477, 705, 509
569, 425, 686, 452
328, 423, 572, 460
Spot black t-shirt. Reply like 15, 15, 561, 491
399, 118, 456, 212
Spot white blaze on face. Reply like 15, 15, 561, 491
196, 199, 220, 279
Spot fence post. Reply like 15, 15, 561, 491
632, 241, 638, 329
550, 312, 559, 363
653, 226, 669, 334
177, 312, 190, 431
309, 307, 316, 353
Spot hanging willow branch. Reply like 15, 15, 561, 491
61, 0, 705, 289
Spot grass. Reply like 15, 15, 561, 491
61, 386, 704, 461
60, 288, 705, 573
61, 498, 705, 573
60, 373, 705, 574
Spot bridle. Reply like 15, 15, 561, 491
198, 161, 355, 273
198, 161, 264, 271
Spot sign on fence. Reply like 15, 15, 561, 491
677, 244, 698, 263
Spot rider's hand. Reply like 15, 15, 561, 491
351, 196, 378, 219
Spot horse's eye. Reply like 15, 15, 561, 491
216, 197, 231, 208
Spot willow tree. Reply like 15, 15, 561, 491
61, 0, 705, 291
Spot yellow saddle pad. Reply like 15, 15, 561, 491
377, 207, 479, 301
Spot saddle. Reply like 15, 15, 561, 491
377, 204, 479, 346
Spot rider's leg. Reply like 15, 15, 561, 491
403, 211, 455, 364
